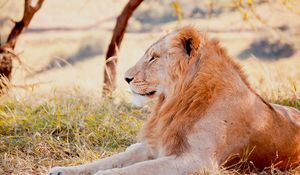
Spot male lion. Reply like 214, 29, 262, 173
49, 27, 300, 175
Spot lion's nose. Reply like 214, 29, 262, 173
125, 77, 134, 84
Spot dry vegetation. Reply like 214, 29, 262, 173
0, 0, 300, 174
0, 70, 299, 175
0, 91, 146, 174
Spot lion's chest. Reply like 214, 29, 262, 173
141, 121, 168, 157
140, 114, 190, 157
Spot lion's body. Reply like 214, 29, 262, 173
49, 27, 300, 175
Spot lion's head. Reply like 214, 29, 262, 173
125, 27, 205, 106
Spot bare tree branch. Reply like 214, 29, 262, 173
0, 0, 45, 92
103, 0, 143, 96
6, 0, 45, 49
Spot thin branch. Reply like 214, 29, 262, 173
11, 81, 52, 89
6, 0, 45, 49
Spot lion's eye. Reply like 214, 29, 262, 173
149, 57, 155, 62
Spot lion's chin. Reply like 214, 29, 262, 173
132, 93, 149, 107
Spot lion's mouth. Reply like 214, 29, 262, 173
133, 90, 156, 96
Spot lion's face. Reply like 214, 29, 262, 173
124, 35, 174, 106
125, 27, 202, 106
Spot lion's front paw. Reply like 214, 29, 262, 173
48, 167, 75, 175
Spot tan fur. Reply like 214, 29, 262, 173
49, 27, 300, 175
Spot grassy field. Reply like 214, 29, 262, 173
0, 91, 147, 174
1, 0, 300, 174
0, 82, 299, 175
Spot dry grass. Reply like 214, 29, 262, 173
0, 90, 147, 175
0, 84, 299, 175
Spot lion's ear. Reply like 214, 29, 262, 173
184, 38, 193, 56
173, 27, 202, 58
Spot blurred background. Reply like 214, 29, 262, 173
0, 0, 299, 174
0, 0, 299, 98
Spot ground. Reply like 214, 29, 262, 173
0, 0, 300, 174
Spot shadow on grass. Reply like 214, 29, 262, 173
238, 38, 295, 60
29, 40, 104, 76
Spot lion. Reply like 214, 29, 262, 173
49, 27, 300, 175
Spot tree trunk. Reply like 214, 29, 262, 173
0, 50, 13, 93
102, 0, 143, 96
0, 0, 44, 92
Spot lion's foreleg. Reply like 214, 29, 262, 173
48, 143, 151, 175
93, 152, 218, 175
